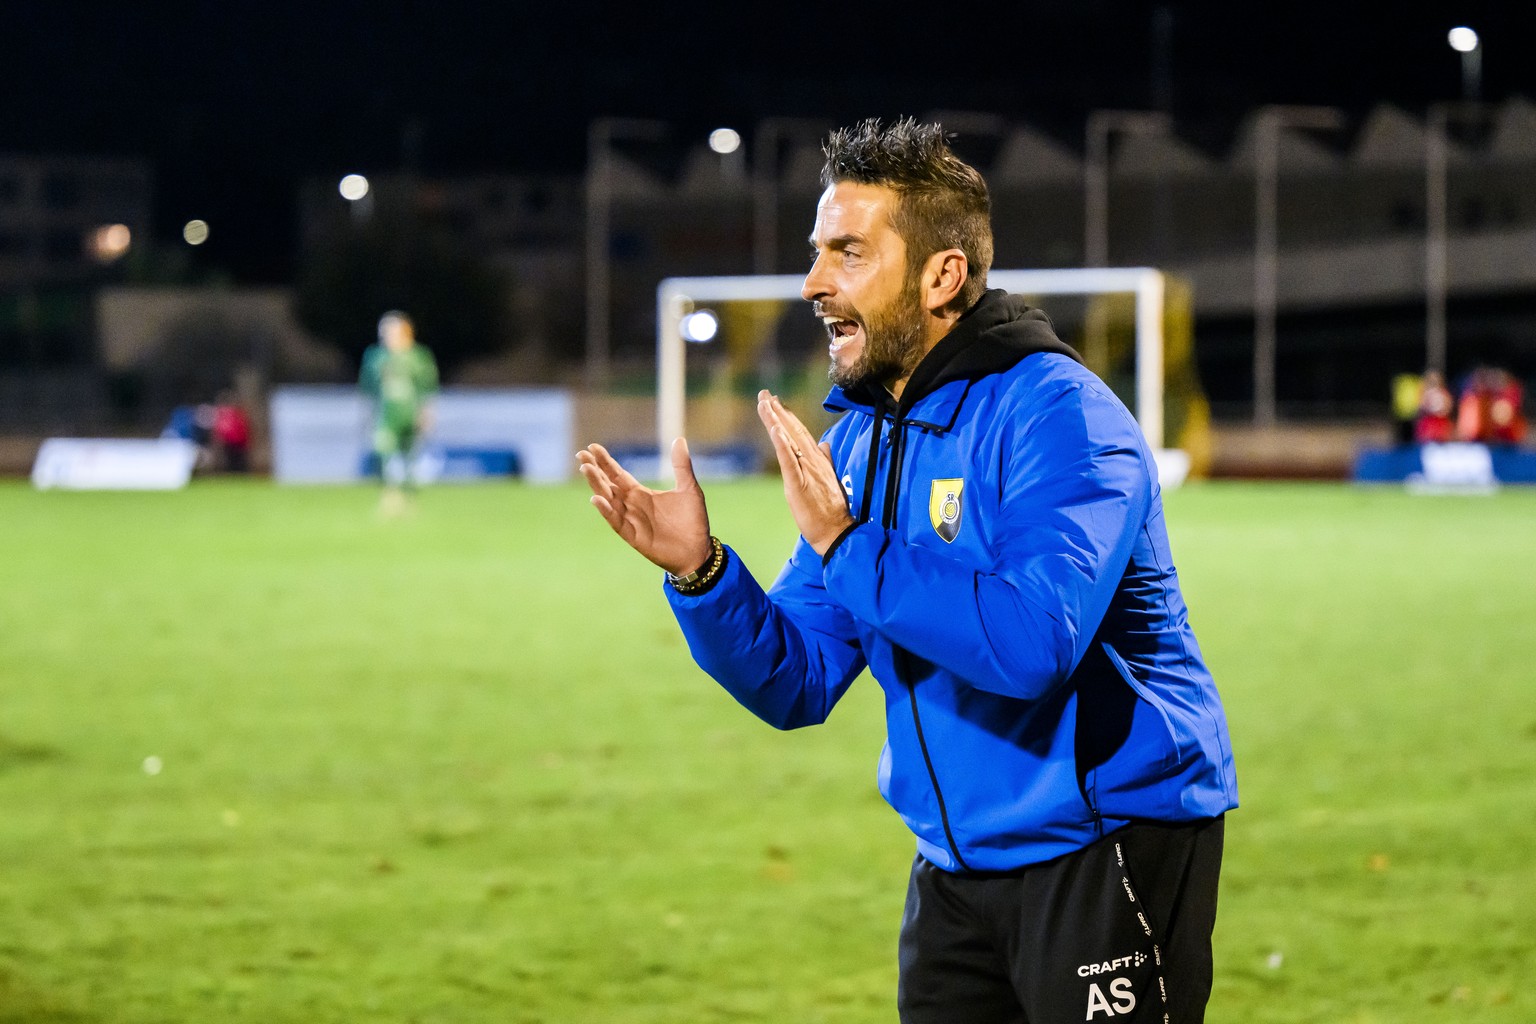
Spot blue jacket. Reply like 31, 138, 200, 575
667, 291, 1237, 872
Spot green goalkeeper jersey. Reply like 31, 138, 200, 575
360, 343, 439, 432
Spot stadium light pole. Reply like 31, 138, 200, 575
708, 127, 746, 183
339, 173, 373, 223
749, 118, 832, 388
1083, 111, 1170, 375
1424, 100, 1489, 378
1426, 30, 1486, 379
585, 117, 667, 389
1252, 105, 1344, 427
1084, 110, 1171, 269
1449, 26, 1482, 102
751, 117, 831, 276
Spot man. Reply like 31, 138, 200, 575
578, 118, 1237, 1023
359, 310, 439, 503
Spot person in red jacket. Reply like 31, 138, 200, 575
1486, 369, 1528, 445
1457, 367, 1529, 446
1414, 370, 1455, 443
212, 391, 253, 472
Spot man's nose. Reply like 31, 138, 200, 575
802, 253, 831, 303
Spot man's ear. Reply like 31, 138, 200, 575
921, 249, 969, 315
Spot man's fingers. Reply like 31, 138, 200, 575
588, 492, 618, 523
759, 392, 817, 457
584, 442, 631, 481
758, 393, 836, 495
583, 443, 641, 491
670, 437, 700, 492
760, 392, 820, 461
582, 467, 628, 519
772, 395, 821, 453
768, 422, 795, 464
757, 394, 797, 465
577, 460, 616, 503
761, 422, 801, 484
755, 390, 782, 438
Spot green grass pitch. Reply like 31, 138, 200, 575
1, 477, 1533, 1022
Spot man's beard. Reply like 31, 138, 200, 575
829, 277, 926, 392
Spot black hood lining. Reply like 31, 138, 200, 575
838, 290, 1084, 420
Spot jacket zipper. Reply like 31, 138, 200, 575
880, 417, 905, 530
856, 406, 885, 525
875, 409, 971, 872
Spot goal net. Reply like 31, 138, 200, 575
652, 267, 1209, 485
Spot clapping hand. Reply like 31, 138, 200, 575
756, 390, 855, 556
577, 438, 713, 577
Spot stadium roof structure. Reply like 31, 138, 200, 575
604, 154, 670, 200
781, 142, 827, 193
990, 125, 1083, 185
1349, 104, 1439, 169
1227, 113, 1344, 173
1490, 96, 1536, 160
1110, 130, 1216, 179
676, 146, 750, 198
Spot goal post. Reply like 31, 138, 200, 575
655, 267, 1173, 483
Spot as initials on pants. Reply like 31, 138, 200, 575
1086, 977, 1136, 1019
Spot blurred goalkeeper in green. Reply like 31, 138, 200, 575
359, 310, 439, 502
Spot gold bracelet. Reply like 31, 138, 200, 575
668, 536, 725, 595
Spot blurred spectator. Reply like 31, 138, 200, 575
1414, 370, 1455, 444
161, 402, 217, 470
212, 391, 253, 472
1486, 369, 1527, 446
1457, 367, 1528, 446
161, 404, 200, 444
1391, 372, 1422, 445
359, 310, 439, 507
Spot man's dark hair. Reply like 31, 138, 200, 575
821, 118, 993, 313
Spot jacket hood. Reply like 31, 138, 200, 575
831, 289, 1084, 417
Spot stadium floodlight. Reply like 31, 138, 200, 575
655, 267, 1173, 482
708, 128, 741, 155
338, 173, 370, 201
89, 224, 131, 262
1447, 27, 1482, 101
708, 127, 747, 188
680, 309, 719, 343
339, 173, 374, 225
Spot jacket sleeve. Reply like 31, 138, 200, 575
666, 539, 868, 731
821, 381, 1150, 702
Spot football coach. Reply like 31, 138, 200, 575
578, 117, 1238, 1023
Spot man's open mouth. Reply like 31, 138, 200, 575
820, 315, 862, 352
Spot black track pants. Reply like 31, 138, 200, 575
897, 816, 1224, 1024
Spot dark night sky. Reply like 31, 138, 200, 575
5, 1, 1532, 281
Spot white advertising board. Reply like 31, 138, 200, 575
269, 386, 574, 484
31, 438, 199, 491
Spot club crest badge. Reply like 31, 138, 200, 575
928, 479, 964, 543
